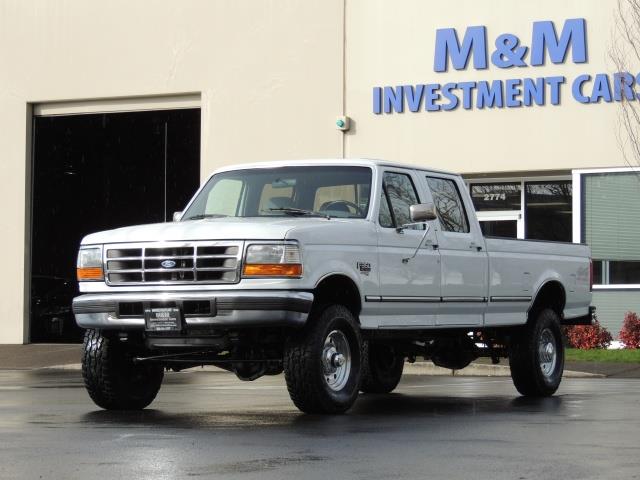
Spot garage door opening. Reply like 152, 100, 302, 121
30, 108, 201, 342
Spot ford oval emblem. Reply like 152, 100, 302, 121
161, 260, 177, 269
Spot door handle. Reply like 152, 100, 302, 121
469, 242, 482, 252
424, 240, 439, 250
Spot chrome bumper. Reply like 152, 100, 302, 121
72, 290, 314, 330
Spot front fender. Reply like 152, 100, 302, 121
303, 246, 375, 294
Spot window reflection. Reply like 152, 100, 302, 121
525, 181, 572, 242
593, 260, 640, 285
479, 220, 517, 238
379, 190, 393, 228
381, 172, 420, 228
470, 182, 521, 211
610, 261, 640, 284
426, 177, 469, 233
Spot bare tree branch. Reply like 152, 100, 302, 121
611, 0, 640, 173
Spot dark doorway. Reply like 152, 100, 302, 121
30, 108, 201, 342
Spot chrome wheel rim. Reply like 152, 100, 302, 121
538, 328, 557, 378
322, 330, 351, 391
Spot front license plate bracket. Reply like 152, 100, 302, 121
144, 307, 183, 332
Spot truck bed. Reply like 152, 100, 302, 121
484, 237, 591, 326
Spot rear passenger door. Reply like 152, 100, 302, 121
423, 174, 488, 326
375, 170, 441, 327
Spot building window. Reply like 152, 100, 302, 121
583, 172, 640, 286
470, 182, 521, 211
467, 177, 572, 240
525, 181, 572, 242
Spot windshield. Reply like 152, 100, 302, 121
182, 166, 372, 220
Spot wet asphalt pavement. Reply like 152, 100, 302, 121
0, 370, 639, 480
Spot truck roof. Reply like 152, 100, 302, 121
210, 158, 457, 177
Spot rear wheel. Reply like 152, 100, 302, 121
508, 308, 564, 397
82, 329, 164, 410
361, 342, 404, 394
283, 304, 362, 414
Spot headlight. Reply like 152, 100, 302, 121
77, 246, 104, 281
243, 243, 302, 277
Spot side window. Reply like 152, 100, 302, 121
425, 176, 470, 233
379, 172, 420, 228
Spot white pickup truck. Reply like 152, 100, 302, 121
73, 159, 593, 413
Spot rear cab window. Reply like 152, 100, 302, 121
425, 176, 470, 233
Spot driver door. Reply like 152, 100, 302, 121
375, 170, 441, 327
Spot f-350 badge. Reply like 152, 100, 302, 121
357, 262, 371, 276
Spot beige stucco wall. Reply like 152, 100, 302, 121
0, 0, 631, 342
0, 0, 344, 343
344, 0, 627, 174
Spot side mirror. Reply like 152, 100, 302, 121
172, 211, 183, 222
396, 203, 437, 233
410, 203, 437, 223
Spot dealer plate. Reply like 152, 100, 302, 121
144, 307, 183, 332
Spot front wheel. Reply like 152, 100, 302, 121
82, 329, 164, 410
283, 305, 362, 414
508, 308, 565, 397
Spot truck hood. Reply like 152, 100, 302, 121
81, 217, 343, 245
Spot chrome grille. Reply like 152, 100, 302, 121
104, 241, 243, 285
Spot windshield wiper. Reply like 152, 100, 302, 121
267, 207, 330, 219
183, 213, 228, 221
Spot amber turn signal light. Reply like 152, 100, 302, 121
77, 267, 104, 281
243, 264, 302, 277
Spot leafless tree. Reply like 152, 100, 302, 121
610, 0, 640, 169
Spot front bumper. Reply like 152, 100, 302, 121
72, 290, 314, 330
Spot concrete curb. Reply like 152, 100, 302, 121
42, 362, 604, 378
403, 362, 604, 378
41, 364, 83, 371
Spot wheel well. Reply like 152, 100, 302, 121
529, 281, 566, 321
313, 275, 362, 319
